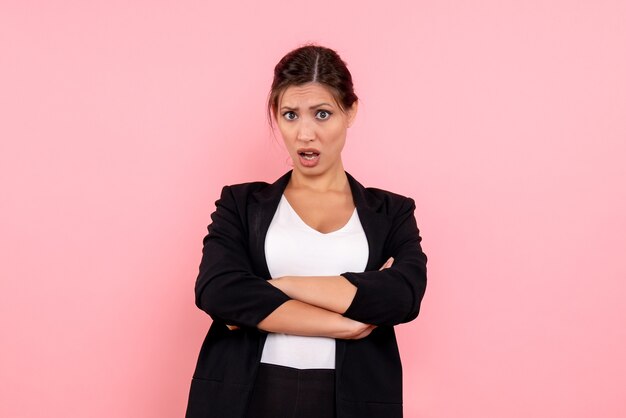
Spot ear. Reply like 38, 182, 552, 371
346, 100, 359, 128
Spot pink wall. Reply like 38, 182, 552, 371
1, 1, 625, 417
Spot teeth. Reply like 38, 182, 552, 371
299, 151, 319, 160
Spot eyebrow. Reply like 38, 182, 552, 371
280, 102, 334, 111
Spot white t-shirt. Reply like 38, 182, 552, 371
260, 194, 369, 369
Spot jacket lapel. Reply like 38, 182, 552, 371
345, 171, 391, 271
247, 170, 292, 279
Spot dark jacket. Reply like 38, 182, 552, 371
186, 170, 427, 418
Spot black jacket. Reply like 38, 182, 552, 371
186, 170, 427, 418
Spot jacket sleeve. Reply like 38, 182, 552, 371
340, 197, 427, 327
194, 185, 291, 328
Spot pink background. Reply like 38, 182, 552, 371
2, 1, 625, 417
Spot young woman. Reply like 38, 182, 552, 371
186, 44, 427, 418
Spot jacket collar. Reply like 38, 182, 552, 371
249, 168, 390, 276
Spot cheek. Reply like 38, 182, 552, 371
328, 125, 347, 146
277, 124, 294, 143
279, 131, 298, 154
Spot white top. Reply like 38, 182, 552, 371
260, 194, 369, 369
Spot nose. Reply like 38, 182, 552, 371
296, 119, 316, 142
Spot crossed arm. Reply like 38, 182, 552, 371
255, 257, 394, 340
196, 185, 427, 340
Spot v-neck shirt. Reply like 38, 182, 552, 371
260, 194, 369, 369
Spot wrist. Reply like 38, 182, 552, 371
327, 315, 357, 339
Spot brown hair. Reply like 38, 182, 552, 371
267, 44, 358, 127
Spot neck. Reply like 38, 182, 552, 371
289, 163, 348, 193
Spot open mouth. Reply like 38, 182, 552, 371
298, 151, 320, 160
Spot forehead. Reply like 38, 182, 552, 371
279, 83, 338, 107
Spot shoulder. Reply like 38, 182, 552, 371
363, 185, 416, 217
220, 170, 292, 200
365, 186, 413, 204
222, 180, 270, 197
213, 177, 282, 213
210, 181, 268, 217
346, 171, 416, 217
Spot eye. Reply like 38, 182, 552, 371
316, 110, 332, 120
282, 111, 297, 121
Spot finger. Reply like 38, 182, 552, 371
379, 257, 394, 270
379, 259, 389, 270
